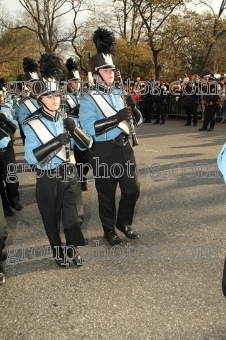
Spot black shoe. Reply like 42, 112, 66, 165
160, 121, 165, 125
54, 250, 70, 268
199, 127, 207, 131
15, 203, 23, 211
185, 123, 191, 126
3, 207, 14, 216
208, 127, 214, 131
67, 248, 83, 266
81, 181, 88, 191
55, 259, 70, 268
104, 231, 122, 246
116, 224, 139, 239
0, 266, 5, 285
153, 121, 160, 124
0, 252, 7, 263
11, 203, 23, 211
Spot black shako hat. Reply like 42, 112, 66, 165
22, 57, 39, 82
65, 58, 81, 81
89, 27, 116, 74
16, 74, 29, 92
32, 53, 63, 98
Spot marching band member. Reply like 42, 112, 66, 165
0, 196, 7, 284
18, 57, 40, 126
64, 58, 90, 191
23, 53, 93, 267
12, 74, 29, 145
79, 28, 142, 246
0, 86, 22, 215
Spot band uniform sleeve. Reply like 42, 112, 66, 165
0, 107, 18, 132
79, 93, 123, 140
23, 123, 44, 165
0, 134, 10, 148
79, 95, 101, 136
18, 102, 31, 125
217, 142, 226, 183
67, 115, 93, 150
18, 98, 39, 125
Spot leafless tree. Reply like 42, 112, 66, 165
129, 0, 188, 79
197, 0, 226, 74
69, 0, 94, 75
0, 0, 82, 53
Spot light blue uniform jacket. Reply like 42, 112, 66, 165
0, 102, 18, 148
217, 142, 226, 183
79, 86, 143, 141
23, 108, 93, 170
18, 95, 40, 124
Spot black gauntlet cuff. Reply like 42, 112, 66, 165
94, 116, 118, 135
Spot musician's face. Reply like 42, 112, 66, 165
40, 95, 61, 115
68, 81, 80, 92
98, 69, 115, 85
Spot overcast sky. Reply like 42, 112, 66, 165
2, 0, 76, 24
1, 0, 224, 22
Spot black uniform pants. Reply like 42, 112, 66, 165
141, 99, 152, 122
73, 145, 90, 182
36, 173, 85, 256
0, 146, 20, 208
18, 122, 26, 145
91, 136, 140, 231
154, 102, 165, 122
184, 105, 197, 125
203, 104, 217, 129
0, 196, 7, 259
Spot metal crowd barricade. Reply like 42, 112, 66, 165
167, 95, 185, 118
167, 95, 223, 120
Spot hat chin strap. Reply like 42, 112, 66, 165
95, 71, 113, 87
96, 70, 105, 82
39, 98, 57, 113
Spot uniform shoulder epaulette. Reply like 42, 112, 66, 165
21, 96, 38, 104
1, 102, 11, 109
13, 97, 23, 107
23, 108, 42, 125
21, 96, 39, 115
20, 96, 30, 104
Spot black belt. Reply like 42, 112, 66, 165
0, 146, 10, 152
112, 133, 129, 145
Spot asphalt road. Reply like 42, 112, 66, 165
1, 118, 226, 340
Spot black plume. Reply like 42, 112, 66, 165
93, 27, 115, 55
16, 74, 24, 82
23, 57, 39, 73
39, 53, 63, 80
0, 78, 6, 86
15, 74, 25, 90
65, 57, 79, 71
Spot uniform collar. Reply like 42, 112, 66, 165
41, 108, 61, 122
67, 88, 79, 95
94, 84, 114, 93
30, 93, 37, 100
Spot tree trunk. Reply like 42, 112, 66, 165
199, 42, 215, 75
152, 47, 162, 80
